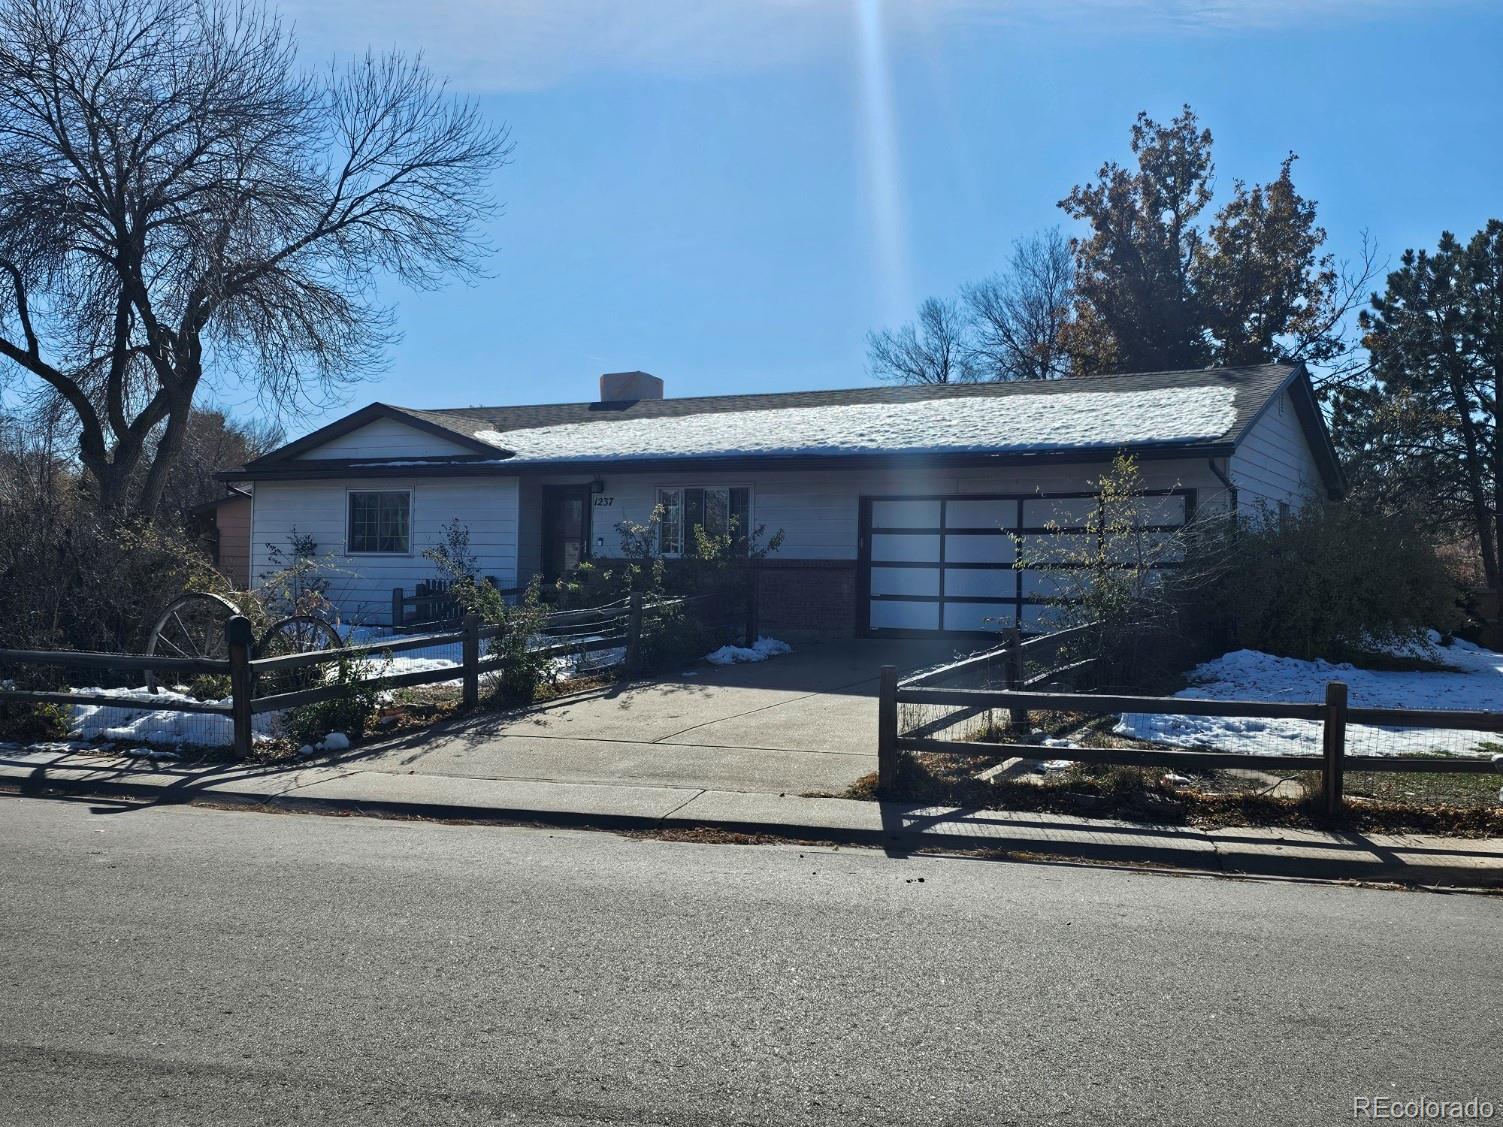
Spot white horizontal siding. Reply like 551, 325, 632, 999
298, 417, 476, 460
1229, 390, 1323, 514
529, 459, 1229, 568
249, 477, 519, 626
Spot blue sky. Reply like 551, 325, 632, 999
268, 0, 1500, 425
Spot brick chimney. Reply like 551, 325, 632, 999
599, 371, 664, 402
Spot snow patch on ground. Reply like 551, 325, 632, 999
66, 686, 276, 749
547, 645, 627, 679
473, 386, 1237, 464
705, 637, 792, 666
1116, 635, 1503, 759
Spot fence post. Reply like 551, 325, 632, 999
1003, 627, 1027, 731
391, 587, 404, 629
462, 613, 480, 709
878, 664, 899, 791
625, 589, 644, 673
1322, 680, 1348, 818
226, 615, 254, 760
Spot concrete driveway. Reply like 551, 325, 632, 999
351, 637, 963, 796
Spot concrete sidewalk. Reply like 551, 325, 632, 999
5, 746, 1502, 888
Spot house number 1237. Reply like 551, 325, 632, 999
593, 496, 615, 507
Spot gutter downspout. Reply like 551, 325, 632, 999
1209, 456, 1237, 515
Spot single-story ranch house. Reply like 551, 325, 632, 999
222, 363, 1343, 639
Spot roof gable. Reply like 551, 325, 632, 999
243, 403, 502, 467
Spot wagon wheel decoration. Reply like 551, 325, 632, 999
144, 591, 242, 693
254, 615, 345, 696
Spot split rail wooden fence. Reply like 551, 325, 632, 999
877, 627, 1503, 815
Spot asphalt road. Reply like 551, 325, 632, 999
2, 796, 1500, 1127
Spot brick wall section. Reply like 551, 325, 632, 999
754, 559, 859, 639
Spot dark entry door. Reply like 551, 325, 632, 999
541, 485, 592, 579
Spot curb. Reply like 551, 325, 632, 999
5, 770, 1501, 891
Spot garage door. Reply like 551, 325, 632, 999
858, 492, 1192, 636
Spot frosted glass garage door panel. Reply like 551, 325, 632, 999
871, 500, 941, 529
1018, 532, 1092, 564
1021, 569, 1073, 599
1105, 532, 1185, 564
871, 533, 940, 563
869, 600, 940, 630
870, 567, 940, 597
942, 602, 1015, 632
944, 568, 1017, 598
944, 535, 1016, 564
945, 499, 1015, 530
1023, 497, 1098, 529
1137, 493, 1189, 526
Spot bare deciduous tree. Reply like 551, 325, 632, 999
0, 0, 510, 516
866, 296, 973, 385
962, 228, 1074, 380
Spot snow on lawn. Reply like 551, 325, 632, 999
67, 686, 276, 748
1116, 635, 1503, 759
473, 386, 1236, 464
348, 625, 633, 683
705, 637, 792, 665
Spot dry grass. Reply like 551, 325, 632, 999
850, 751, 1503, 838
624, 826, 827, 847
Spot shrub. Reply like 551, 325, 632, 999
1025, 456, 1462, 682
0, 698, 68, 742
0, 506, 229, 652
1024, 455, 1208, 688
482, 580, 552, 706
1182, 501, 1461, 662
632, 608, 720, 674
424, 523, 553, 706
256, 530, 343, 621
281, 658, 382, 747
185, 673, 232, 701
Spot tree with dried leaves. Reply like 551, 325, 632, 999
1058, 105, 1373, 381
0, 0, 510, 517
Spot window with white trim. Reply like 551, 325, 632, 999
347, 491, 411, 554
656, 486, 750, 556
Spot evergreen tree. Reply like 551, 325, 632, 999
1336, 221, 1503, 588
1058, 106, 1364, 377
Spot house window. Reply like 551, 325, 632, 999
657, 487, 751, 556
348, 491, 411, 554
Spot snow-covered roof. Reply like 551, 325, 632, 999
231, 364, 1343, 490
470, 385, 1236, 464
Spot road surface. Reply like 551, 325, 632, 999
2, 795, 1499, 1125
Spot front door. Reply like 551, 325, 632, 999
541, 485, 592, 579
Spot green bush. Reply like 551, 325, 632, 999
424, 522, 558, 707
184, 673, 232, 701
633, 608, 720, 674
282, 658, 381, 747
0, 698, 68, 742
1182, 501, 1460, 662
483, 580, 553, 707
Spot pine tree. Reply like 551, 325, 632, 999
1338, 221, 1503, 588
